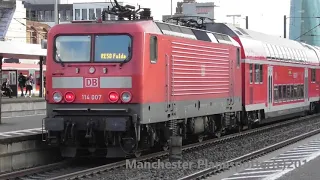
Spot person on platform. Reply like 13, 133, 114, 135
18, 73, 26, 97
25, 74, 34, 97
2, 79, 12, 98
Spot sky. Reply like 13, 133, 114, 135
60, 0, 291, 37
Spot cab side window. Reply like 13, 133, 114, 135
150, 36, 158, 63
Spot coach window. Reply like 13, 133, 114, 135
311, 69, 316, 83
290, 85, 294, 100
249, 64, 253, 84
299, 85, 304, 99
236, 48, 240, 67
278, 86, 283, 101
254, 64, 260, 83
294, 85, 298, 99
297, 85, 301, 99
287, 85, 291, 100
274, 86, 279, 102
150, 36, 158, 63
283, 86, 287, 100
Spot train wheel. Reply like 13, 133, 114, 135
198, 136, 204, 142
215, 130, 221, 138
134, 151, 141, 158
163, 142, 169, 151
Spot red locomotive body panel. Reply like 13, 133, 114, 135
168, 38, 237, 100
143, 35, 241, 103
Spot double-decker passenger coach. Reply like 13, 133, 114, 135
207, 23, 320, 124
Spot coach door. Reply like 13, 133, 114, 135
304, 68, 308, 103
267, 66, 273, 110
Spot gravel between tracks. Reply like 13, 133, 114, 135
90, 118, 320, 180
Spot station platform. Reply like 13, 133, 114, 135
0, 114, 44, 135
1, 97, 45, 118
277, 154, 320, 180
0, 97, 45, 139
209, 133, 320, 180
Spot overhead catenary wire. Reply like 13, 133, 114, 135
294, 23, 320, 40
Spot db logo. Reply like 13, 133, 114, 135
84, 78, 99, 87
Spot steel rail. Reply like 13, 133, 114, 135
46, 114, 320, 180
0, 159, 73, 179
178, 128, 320, 180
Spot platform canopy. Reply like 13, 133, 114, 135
0, 41, 46, 59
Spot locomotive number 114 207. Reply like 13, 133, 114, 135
82, 95, 102, 100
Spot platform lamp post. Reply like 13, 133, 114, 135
54, 0, 59, 25
245, 16, 248, 29
170, 0, 172, 16
284, 15, 287, 38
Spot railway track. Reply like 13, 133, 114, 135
1, 113, 320, 180
178, 128, 320, 180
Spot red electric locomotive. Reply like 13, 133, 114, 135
42, 2, 320, 158
207, 23, 320, 124
42, 3, 242, 157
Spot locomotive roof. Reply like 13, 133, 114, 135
206, 23, 320, 65
50, 20, 240, 47
154, 21, 240, 47
50, 20, 163, 35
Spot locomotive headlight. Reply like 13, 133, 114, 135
121, 91, 132, 103
53, 92, 62, 102
89, 67, 95, 74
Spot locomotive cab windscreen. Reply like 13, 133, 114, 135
54, 35, 131, 65
46, 25, 141, 105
